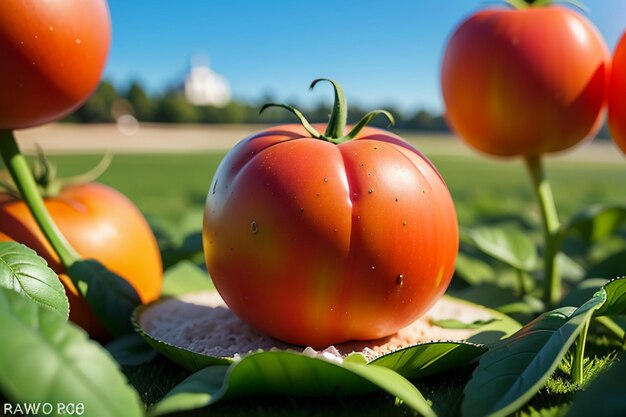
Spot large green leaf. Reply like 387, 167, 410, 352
68, 259, 141, 337
0, 287, 144, 417
566, 354, 626, 417
0, 241, 68, 318
461, 293, 606, 417
369, 341, 486, 379
461, 226, 538, 272
563, 203, 626, 243
150, 351, 435, 417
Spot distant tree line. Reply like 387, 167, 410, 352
63, 81, 613, 138
62, 81, 450, 131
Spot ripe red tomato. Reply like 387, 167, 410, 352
609, 31, 626, 154
441, 6, 610, 157
0, 0, 110, 129
0, 183, 163, 340
203, 124, 458, 348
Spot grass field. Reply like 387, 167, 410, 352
45, 139, 626, 233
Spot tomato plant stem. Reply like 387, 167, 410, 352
0, 130, 80, 267
571, 316, 590, 384
524, 155, 561, 308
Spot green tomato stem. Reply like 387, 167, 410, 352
571, 316, 591, 385
260, 79, 394, 144
310, 79, 347, 139
0, 130, 80, 267
524, 155, 561, 308
504, 0, 587, 10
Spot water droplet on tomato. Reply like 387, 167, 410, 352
324, 177, 328, 182
397, 274, 404, 286
403, 221, 407, 226
300, 208, 304, 213
368, 189, 374, 194
251, 221, 259, 234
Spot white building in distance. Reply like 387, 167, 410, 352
184, 56, 231, 107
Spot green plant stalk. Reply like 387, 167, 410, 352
571, 316, 591, 384
524, 155, 561, 308
0, 130, 79, 267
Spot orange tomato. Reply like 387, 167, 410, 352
0, 0, 110, 129
609, 31, 626, 154
0, 183, 162, 340
203, 124, 458, 348
441, 6, 610, 157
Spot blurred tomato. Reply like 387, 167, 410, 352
0, 0, 110, 129
441, 6, 609, 157
0, 183, 162, 340
609, 31, 626, 154
204, 122, 458, 348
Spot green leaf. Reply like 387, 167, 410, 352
151, 351, 435, 417
430, 318, 497, 329
455, 253, 496, 285
0, 241, 68, 318
461, 226, 538, 272
0, 288, 144, 417
105, 333, 157, 366
557, 253, 586, 284
67, 259, 141, 337
162, 260, 214, 297
461, 293, 606, 417
594, 276, 626, 317
564, 203, 626, 243
566, 355, 626, 417
369, 341, 486, 379
453, 284, 544, 316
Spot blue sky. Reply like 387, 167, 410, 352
104, 0, 626, 114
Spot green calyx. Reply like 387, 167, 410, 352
0, 145, 112, 198
504, 0, 588, 10
259, 78, 394, 145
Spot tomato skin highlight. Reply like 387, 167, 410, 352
0, 0, 111, 129
609, 31, 626, 155
0, 183, 163, 340
441, 6, 610, 157
203, 125, 458, 348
